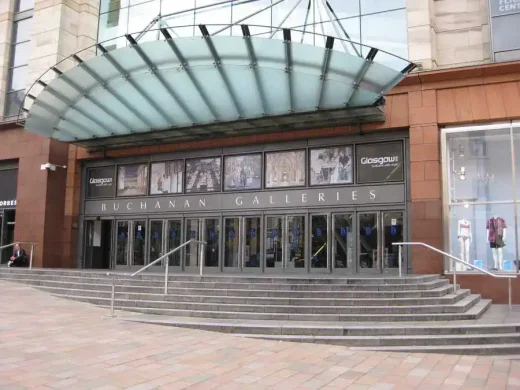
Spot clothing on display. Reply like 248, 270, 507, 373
486, 216, 507, 271
457, 218, 471, 271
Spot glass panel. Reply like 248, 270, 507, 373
100, 0, 124, 14
449, 204, 516, 272
310, 146, 353, 185
84, 221, 95, 269
265, 150, 306, 188
224, 154, 262, 191
382, 212, 403, 270
0, 216, 4, 264
98, 7, 129, 50
360, 0, 405, 14
265, 216, 284, 268
333, 214, 354, 269
185, 218, 200, 267
224, 218, 240, 267
361, 9, 408, 61
128, 0, 160, 41
185, 157, 221, 193
447, 126, 512, 203
167, 219, 182, 266
244, 217, 261, 268
195, 0, 232, 36
359, 213, 378, 269
116, 221, 129, 265
2, 211, 15, 265
117, 164, 148, 196
4, 90, 25, 118
149, 220, 163, 266
150, 161, 183, 194
311, 215, 327, 269
13, 19, 32, 43
10, 42, 30, 67
231, 0, 272, 37
204, 218, 220, 267
323, 0, 360, 18
161, 0, 196, 37
15, 0, 35, 12
133, 221, 146, 266
8, 66, 28, 91
288, 216, 305, 269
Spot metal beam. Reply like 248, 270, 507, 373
50, 66, 132, 135
345, 47, 378, 106
324, 1, 361, 57
72, 52, 154, 130
241, 25, 268, 116
319, 0, 350, 54
160, 28, 219, 122
283, 28, 294, 113
317, 36, 334, 109
97, 43, 174, 127
199, 24, 244, 119
125, 34, 197, 124
380, 62, 417, 96
270, 0, 304, 39
300, 0, 311, 43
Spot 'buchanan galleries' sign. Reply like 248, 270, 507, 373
84, 184, 405, 215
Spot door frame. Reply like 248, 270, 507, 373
330, 211, 356, 275
183, 214, 222, 273
309, 213, 330, 274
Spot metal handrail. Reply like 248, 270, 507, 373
1, 242, 37, 269
108, 239, 206, 317
393, 241, 516, 311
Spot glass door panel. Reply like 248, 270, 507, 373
288, 216, 305, 269
224, 218, 240, 268
333, 214, 354, 270
244, 217, 261, 268
149, 220, 164, 266
266, 216, 284, 269
84, 221, 95, 269
167, 219, 182, 266
382, 212, 404, 271
185, 218, 200, 268
358, 213, 379, 270
203, 218, 220, 268
311, 215, 328, 269
133, 221, 146, 267
116, 221, 129, 266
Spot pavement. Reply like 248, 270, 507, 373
1, 281, 520, 390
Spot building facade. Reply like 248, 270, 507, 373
2, 0, 520, 301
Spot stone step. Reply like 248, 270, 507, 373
233, 333, 520, 347
11, 278, 457, 298
122, 316, 519, 336
346, 344, 520, 355
0, 269, 440, 285
54, 294, 492, 322
35, 285, 471, 306
47, 292, 481, 315
0, 273, 450, 292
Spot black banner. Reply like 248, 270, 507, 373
86, 166, 116, 198
356, 142, 404, 184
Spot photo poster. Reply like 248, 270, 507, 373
265, 150, 306, 188
117, 163, 148, 196
185, 157, 222, 193
310, 146, 353, 186
150, 161, 184, 195
224, 154, 262, 191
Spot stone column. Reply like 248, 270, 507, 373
407, 0, 437, 70
0, 0, 14, 119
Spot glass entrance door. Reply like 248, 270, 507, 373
332, 214, 354, 271
310, 215, 328, 270
115, 220, 147, 270
265, 215, 306, 273
358, 211, 404, 273
167, 219, 182, 269
149, 220, 164, 267
184, 217, 220, 272
224, 216, 262, 272
116, 221, 130, 268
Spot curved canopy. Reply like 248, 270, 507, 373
21, 26, 415, 151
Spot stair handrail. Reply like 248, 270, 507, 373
108, 239, 206, 317
0, 241, 37, 269
393, 241, 516, 311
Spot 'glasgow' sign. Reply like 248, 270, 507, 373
86, 166, 116, 198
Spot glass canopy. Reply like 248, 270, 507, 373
20, 24, 415, 151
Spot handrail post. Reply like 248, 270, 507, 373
398, 245, 402, 278
453, 259, 457, 294
164, 255, 169, 295
199, 241, 204, 277
110, 276, 116, 317
29, 244, 34, 269
509, 278, 512, 312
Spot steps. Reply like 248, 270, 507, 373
0, 268, 515, 355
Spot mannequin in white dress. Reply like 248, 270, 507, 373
457, 218, 472, 271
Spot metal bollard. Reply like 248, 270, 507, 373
398, 245, 402, 277
29, 244, 34, 269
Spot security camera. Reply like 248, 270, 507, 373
40, 163, 56, 171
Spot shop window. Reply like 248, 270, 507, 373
150, 160, 183, 195
185, 157, 221, 193
223, 154, 261, 191
117, 163, 149, 197
265, 150, 306, 188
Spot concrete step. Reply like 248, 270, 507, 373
54, 295, 492, 322
46, 292, 482, 315
234, 333, 520, 347
35, 285, 471, 306
0, 273, 450, 292
346, 344, 520, 355
10, 278, 457, 298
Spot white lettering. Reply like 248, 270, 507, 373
302, 193, 307, 203
337, 192, 340, 201
352, 191, 358, 201
89, 177, 113, 185
127, 202, 133, 210
101, 204, 106, 211
184, 200, 190, 208
370, 190, 376, 200
253, 196, 260, 205
361, 156, 399, 165
285, 194, 290, 204
140, 202, 147, 210
318, 193, 324, 202
169, 200, 175, 208
155, 201, 161, 209
199, 199, 206, 208
113, 203, 119, 211
236, 197, 243, 206
269, 196, 275, 204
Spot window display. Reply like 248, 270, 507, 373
150, 161, 183, 195
310, 146, 353, 186
265, 150, 306, 188
117, 164, 148, 196
224, 154, 262, 191
185, 157, 221, 193
486, 216, 507, 270
457, 218, 471, 271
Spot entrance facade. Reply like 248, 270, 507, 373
79, 134, 410, 274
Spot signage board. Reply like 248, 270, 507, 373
356, 142, 404, 184
0, 169, 18, 208
489, 0, 520, 60
84, 184, 406, 215
86, 166, 116, 199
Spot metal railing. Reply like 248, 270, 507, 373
108, 239, 206, 317
0, 242, 37, 269
393, 242, 517, 311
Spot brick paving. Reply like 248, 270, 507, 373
1, 281, 520, 390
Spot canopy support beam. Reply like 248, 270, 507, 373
317, 36, 334, 109
283, 28, 294, 113
381, 62, 417, 96
345, 47, 378, 106
242, 25, 268, 116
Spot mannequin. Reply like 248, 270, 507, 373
486, 215, 507, 271
457, 218, 472, 271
